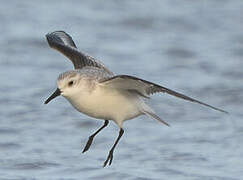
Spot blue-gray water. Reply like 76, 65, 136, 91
0, 0, 242, 179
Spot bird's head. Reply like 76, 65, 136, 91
44, 70, 83, 104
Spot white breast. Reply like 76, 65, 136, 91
65, 84, 142, 127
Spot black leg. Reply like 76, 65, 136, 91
82, 120, 109, 153
103, 128, 124, 167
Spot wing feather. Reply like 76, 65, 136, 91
100, 75, 228, 114
46, 31, 113, 74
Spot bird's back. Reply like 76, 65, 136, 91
77, 66, 113, 82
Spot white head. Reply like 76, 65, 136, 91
44, 70, 85, 104
57, 70, 83, 98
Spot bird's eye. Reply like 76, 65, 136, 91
68, 81, 74, 86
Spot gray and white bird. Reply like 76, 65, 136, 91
44, 31, 227, 167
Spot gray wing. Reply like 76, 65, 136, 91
46, 31, 113, 74
100, 75, 228, 114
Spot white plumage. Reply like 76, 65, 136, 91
44, 31, 227, 167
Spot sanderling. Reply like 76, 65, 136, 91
44, 31, 227, 167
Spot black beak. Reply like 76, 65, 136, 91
44, 88, 61, 104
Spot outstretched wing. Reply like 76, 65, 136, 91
100, 75, 228, 114
46, 31, 113, 74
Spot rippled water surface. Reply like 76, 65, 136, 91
0, 0, 242, 179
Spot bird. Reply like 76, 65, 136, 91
44, 31, 228, 167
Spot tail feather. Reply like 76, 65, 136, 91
139, 100, 169, 126
143, 110, 170, 126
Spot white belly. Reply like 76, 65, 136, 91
65, 85, 142, 126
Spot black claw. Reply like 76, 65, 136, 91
82, 136, 93, 153
109, 155, 113, 166
103, 150, 114, 167
103, 160, 108, 167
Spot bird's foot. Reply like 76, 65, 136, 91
103, 150, 113, 167
82, 136, 94, 153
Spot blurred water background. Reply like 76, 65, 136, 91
0, 0, 242, 179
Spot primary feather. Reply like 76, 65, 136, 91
100, 75, 228, 114
46, 31, 113, 74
